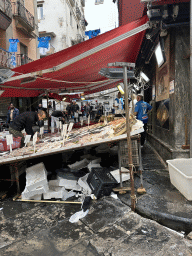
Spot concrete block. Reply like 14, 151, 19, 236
43, 186, 65, 200
22, 184, 49, 199
110, 168, 130, 183
78, 174, 92, 195
25, 162, 48, 191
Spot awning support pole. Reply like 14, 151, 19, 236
123, 66, 136, 211
190, 0, 192, 157
46, 90, 50, 132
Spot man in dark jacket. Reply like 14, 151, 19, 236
9, 110, 46, 147
7, 103, 19, 125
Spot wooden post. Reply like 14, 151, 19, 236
123, 65, 136, 211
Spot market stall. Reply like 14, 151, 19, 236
0, 117, 144, 195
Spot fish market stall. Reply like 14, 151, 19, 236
0, 116, 144, 194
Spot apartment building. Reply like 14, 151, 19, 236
37, 0, 87, 57
0, 0, 39, 69
0, 0, 39, 118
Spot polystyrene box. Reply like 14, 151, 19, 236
25, 162, 47, 191
166, 158, 192, 200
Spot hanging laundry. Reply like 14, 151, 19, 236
38, 36, 51, 49
10, 53, 17, 68
85, 29, 101, 39
9, 39, 19, 52
39, 43, 50, 55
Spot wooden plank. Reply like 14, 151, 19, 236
15, 199, 82, 204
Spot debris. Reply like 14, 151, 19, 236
69, 209, 89, 223
110, 192, 118, 199
68, 158, 90, 172
22, 184, 48, 199
187, 231, 192, 240
57, 172, 81, 191
110, 168, 130, 183
0, 207, 3, 210
43, 186, 65, 200
62, 190, 77, 201
78, 174, 92, 195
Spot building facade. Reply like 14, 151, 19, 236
37, 0, 87, 57
0, 0, 39, 119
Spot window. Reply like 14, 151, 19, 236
37, 4, 43, 20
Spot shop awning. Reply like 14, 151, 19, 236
1, 15, 149, 98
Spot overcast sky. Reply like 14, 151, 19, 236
84, 0, 119, 34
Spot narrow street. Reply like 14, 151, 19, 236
0, 143, 192, 256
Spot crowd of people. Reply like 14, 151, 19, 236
5, 94, 152, 148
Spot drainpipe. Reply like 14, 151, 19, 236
190, 0, 192, 157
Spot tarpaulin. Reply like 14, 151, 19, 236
1, 15, 149, 98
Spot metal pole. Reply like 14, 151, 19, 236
190, 0, 192, 157
123, 66, 136, 211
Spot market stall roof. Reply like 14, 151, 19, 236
1, 15, 149, 98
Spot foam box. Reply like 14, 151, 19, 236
25, 162, 48, 191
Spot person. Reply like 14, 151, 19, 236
134, 94, 152, 146
7, 103, 19, 125
51, 110, 65, 125
35, 103, 44, 112
71, 101, 79, 122
9, 110, 46, 147
66, 103, 73, 118
81, 104, 85, 116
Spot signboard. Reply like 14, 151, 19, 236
24, 135, 31, 146
6, 135, 13, 152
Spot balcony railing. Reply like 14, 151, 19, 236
0, 0, 12, 19
13, 1, 35, 31
69, 0, 75, 7
81, 0, 85, 7
0, 47, 13, 69
16, 54, 33, 67
76, 6, 81, 20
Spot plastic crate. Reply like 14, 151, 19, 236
0, 137, 21, 151
119, 139, 139, 167
166, 158, 192, 200
87, 168, 118, 198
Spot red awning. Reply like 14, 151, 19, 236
1, 15, 149, 98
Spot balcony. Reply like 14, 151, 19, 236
76, 6, 81, 20
0, 0, 12, 30
13, 1, 35, 32
0, 47, 13, 69
69, 0, 75, 7
81, 0, 85, 7
16, 54, 33, 67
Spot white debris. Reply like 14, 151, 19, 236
78, 174, 92, 195
57, 172, 81, 191
87, 162, 101, 172
110, 192, 118, 200
43, 186, 65, 200
110, 168, 130, 183
69, 209, 89, 223
68, 158, 90, 171
62, 190, 77, 201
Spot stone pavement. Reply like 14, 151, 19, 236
0, 142, 192, 255
119, 143, 192, 234
0, 196, 192, 255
